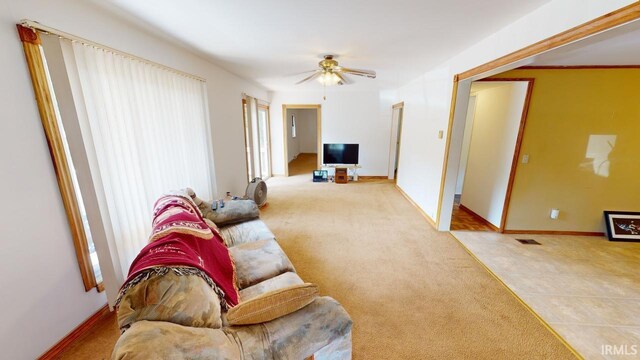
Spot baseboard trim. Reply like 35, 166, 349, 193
458, 204, 500, 232
450, 234, 584, 360
38, 304, 111, 360
395, 185, 437, 229
359, 176, 389, 180
502, 230, 604, 237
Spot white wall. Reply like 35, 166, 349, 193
394, 0, 636, 224
271, 90, 394, 176
461, 83, 527, 227
0, 0, 268, 358
455, 96, 476, 194
296, 109, 318, 153
395, 68, 452, 220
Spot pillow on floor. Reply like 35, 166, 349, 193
227, 283, 319, 326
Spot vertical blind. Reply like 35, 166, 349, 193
66, 40, 214, 278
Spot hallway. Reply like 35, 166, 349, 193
288, 153, 317, 176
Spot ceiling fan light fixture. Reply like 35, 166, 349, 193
318, 71, 341, 86
296, 54, 375, 87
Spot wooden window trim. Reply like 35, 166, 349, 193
17, 24, 100, 292
241, 99, 251, 182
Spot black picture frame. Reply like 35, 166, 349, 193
603, 211, 640, 242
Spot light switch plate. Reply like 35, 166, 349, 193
522, 154, 529, 164
438, 130, 444, 139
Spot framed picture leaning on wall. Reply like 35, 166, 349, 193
604, 211, 640, 242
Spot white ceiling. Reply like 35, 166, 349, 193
98, 0, 551, 91
527, 19, 640, 66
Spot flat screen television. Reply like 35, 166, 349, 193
323, 143, 359, 165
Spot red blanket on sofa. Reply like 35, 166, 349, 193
122, 194, 239, 308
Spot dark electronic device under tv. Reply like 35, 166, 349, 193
313, 170, 329, 182
323, 143, 359, 165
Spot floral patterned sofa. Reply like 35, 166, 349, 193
112, 214, 353, 359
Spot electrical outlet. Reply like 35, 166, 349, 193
522, 154, 529, 164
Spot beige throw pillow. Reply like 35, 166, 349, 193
227, 283, 319, 326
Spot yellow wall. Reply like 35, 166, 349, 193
494, 68, 640, 233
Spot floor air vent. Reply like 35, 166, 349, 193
516, 239, 541, 245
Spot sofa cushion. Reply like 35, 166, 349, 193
227, 283, 319, 326
240, 272, 304, 301
230, 239, 295, 289
220, 219, 276, 247
117, 271, 222, 331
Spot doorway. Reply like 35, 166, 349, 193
388, 102, 404, 181
282, 105, 322, 177
450, 80, 533, 231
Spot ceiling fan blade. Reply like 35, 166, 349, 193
295, 70, 322, 85
288, 69, 319, 77
338, 67, 376, 78
335, 72, 351, 85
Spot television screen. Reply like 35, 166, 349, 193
323, 144, 359, 165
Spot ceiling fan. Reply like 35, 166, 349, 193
296, 55, 376, 86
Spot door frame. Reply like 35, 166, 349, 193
388, 102, 404, 182
435, 3, 640, 231
282, 104, 322, 177
456, 79, 534, 232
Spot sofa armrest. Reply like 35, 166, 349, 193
112, 297, 352, 360
229, 296, 353, 359
112, 320, 246, 359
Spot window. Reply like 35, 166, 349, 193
18, 25, 102, 292
242, 97, 271, 181
64, 38, 215, 287
19, 24, 215, 302
257, 105, 272, 179
291, 115, 297, 138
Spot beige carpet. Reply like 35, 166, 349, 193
59, 312, 119, 359
57, 155, 574, 359
261, 159, 576, 359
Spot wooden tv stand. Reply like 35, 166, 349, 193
335, 168, 348, 183
323, 164, 361, 182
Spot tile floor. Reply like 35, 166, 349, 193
452, 231, 640, 360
